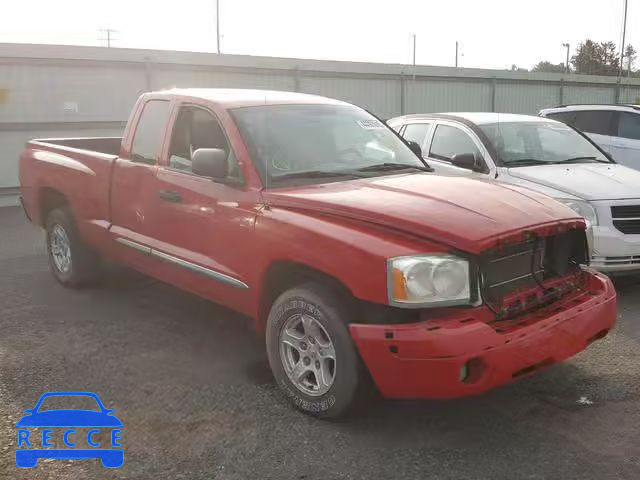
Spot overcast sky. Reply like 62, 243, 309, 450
1, 0, 638, 70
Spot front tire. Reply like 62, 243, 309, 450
45, 207, 101, 287
266, 282, 367, 418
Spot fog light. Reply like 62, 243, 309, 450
459, 363, 469, 382
459, 358, 486, 384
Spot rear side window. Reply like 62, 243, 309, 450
617, 112, 640, 140
130, 100, 171, 164
429, 124, 480, 161
571, 110, 614, 136
402, 123, 431, 146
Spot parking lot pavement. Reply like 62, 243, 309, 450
1, 206, 640, 480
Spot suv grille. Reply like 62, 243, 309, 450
611, 205, 640, 234
479, 230, 588, 318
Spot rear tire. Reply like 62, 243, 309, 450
266, 282, 369, 418
45, 207, 101, 287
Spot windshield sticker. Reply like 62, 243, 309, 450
357, 119, 384, 130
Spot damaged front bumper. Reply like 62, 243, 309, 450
349, 271, 616, 399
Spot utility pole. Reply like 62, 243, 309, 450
455, 41, 459, 67
619, 0, 628, 78
98, 29, 117, 48
562, 43, 570, 73
412, 34, 416, 67
216, 0, 221, 54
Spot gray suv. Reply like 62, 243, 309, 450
539, 104, 640, 171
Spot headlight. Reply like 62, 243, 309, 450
388, 255, 471, 307
556, 199, 598, 227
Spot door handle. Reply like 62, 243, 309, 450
158, 190, 182, 203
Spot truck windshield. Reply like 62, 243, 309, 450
479, 121, 611, 166
231, 104, 428, 187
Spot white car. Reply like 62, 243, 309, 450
539, 104, 640, 171
388, 112, 640, 275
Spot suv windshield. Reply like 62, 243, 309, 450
231, 104, 428, 187
479, 120, 611, 166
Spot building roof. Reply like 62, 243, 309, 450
152, 88, 351, 109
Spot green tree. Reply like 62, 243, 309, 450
571, 39, 619, 75
623, 44, 637, 75
532, 61, 566, 73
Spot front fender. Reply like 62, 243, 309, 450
250, 207, 449, 307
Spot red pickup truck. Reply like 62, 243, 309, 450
20, 89, 616, 417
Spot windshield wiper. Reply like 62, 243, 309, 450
355, 162, 433, 173
270, 170, 362, 182
505, 156, 608, 167
503, 159, 550, 166
561, 156, 606, 164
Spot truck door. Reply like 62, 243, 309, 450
109, 99, 171, 267
143, 103, 260, 311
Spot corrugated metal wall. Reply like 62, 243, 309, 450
298, 76, 400, 119
406, 79, 492, 113
495, 82, 561, 114
2, 43, 640, 196
0, 63, 146, 123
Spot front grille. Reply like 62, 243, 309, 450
479, 230, 588, 317
611, 205, 640, 234
592, 255, 640, 266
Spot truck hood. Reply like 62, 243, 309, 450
264, 173, 583, 254
507, 163, 640, 201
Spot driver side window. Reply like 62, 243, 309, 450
429, 124, 481, 162
402, 123, 431, 147
168, 106, 243, 182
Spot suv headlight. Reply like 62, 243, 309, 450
388, 255, 471, 307
556, 199, 598, 227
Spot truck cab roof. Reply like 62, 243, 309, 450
148, 88, 350, 109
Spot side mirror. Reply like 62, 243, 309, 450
24, 409, 33, 414
451, 153, 482, 171
407, 140, 422, 158
192, 148, 228, 179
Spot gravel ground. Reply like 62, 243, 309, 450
1, 205, 640, 479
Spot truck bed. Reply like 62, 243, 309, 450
19, 137, 122, 234
30, 137, 122, 156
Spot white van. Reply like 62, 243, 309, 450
388, 112, 640, 274
539, 104, 640, 171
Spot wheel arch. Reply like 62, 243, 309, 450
257, 260, 356, 333
38, 187, 70, 226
